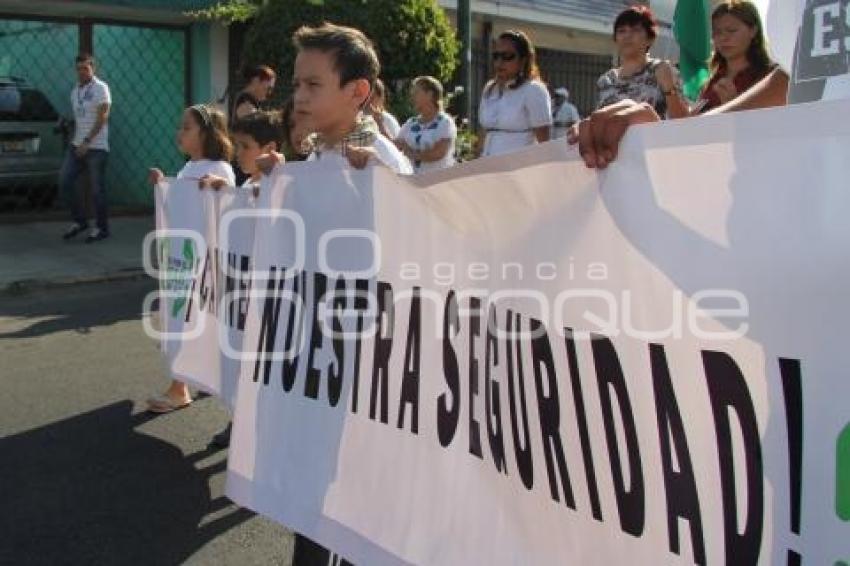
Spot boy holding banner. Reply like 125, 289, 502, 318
199, 110, 287, 448
201, 110, 287, 197
289, 23, 411, 175
283, 21, 411, 564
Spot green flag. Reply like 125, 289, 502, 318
673, 0, 711, 100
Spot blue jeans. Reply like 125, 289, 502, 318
59, 146, 109, 232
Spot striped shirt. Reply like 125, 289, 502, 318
71, 76, 111, 151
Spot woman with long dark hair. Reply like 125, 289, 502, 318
366, 78, 401, 140
477, 29, 552, 157
695, 0, 775, 114
230, 64, 277, 124
280, 95, 310, 161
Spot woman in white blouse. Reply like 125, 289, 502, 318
397, 76, 457, 173
477, 29, 552, 157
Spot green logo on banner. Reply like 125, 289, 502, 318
838, 423, 850, 521
159, 237, 196, 319
836, 422, 850, 566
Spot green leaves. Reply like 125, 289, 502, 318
240, 0, 459, 96
184, 0, 263, 23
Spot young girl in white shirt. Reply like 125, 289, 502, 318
147, 104, 235, 413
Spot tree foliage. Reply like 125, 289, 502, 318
184, 0, 264, 23
241, 0, 459, 92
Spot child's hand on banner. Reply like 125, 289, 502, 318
198, 174, 228, 191
256, 151, 285, 176
148, 168, 164, 186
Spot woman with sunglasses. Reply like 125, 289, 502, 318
597, 6, 689, 119
477, 30, 552, 157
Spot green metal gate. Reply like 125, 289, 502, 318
0, 15, 189, 213
94, 23, 188, 208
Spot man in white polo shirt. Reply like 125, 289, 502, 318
60, 53, 112, 243
576, 0, 850, 168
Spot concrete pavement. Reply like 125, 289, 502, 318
0, 216, 153, 294
0, 278, 293, 565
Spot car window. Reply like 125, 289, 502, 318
0, 86, 59, 122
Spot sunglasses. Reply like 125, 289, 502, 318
492, 51, 518, 62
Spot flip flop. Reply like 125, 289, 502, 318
146, 393, 193, 414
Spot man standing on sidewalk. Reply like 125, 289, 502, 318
61, 53, 112, 243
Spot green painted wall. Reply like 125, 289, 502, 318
94, 24, 187, 207
0, 20, 78, 117
190, 23, 213, 104
0, 17, 199, 208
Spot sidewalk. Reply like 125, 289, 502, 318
0, 216, 155, 294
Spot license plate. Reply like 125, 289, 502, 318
1, 140, 27, 153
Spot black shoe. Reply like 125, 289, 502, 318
210, 422, 232, 449
85, 228, 110, 243
62, 223, 87, 240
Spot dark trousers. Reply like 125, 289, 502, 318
59, 146, 109, 232
292, 534, 353, 566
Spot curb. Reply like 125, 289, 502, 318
0, 208, 154, 225
2, 268, 152, 297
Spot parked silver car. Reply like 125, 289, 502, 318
0, 77, 67, 209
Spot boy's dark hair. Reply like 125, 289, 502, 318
75, 53, 94, 65
293, 23, 380, 90
613, 5, 658, 42
231, 110, 285, 150
188, 104, 233, 162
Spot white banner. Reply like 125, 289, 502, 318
154, 101, 850, 565
152, 180, 255, 408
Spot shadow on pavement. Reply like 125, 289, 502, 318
0, 400, 254, 565
0, 278, 156, 340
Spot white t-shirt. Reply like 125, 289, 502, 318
478, 79, 552, 157
71, 76, 111, 150
381, 110, 401, 140
177, 159, 236, 185
398, 111, 457, 173
308, 134, 413, 175
766, 0, 850, 102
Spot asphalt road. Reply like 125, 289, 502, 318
0, 278, 293, 566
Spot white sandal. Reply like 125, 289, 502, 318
146, 393, 192, 414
